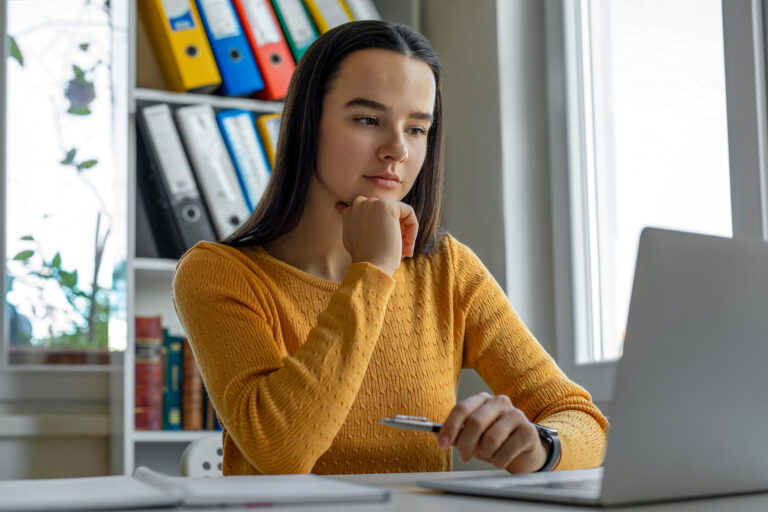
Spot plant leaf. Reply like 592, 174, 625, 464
20, 235, 34, 241
79, 42, 90, 51
72, 65, 84, 78
60, 148, 77, 165
60, 271, 77, 288
52, 252, 61, 268
9, 36, 23, 66
13, 250, 34, 261
78, 159, 98, 169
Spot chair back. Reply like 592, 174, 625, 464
180, 433, 223, 477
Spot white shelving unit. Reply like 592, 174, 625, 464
110, 0, 421, 476
110, 1, 283, 476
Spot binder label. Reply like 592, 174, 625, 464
222, 113, 270, 203
162, 0, 197, 31
242, 0, 282, 45
275, 0, 316, 46
142, 105, 199, 198
314, 0, 350, 29
185, 111, 239, 202
198, 0, 241, 39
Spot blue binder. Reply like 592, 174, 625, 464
194, 0, 265, 96
216, 109, 273, 212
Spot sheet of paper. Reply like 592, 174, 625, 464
0, 474, 177, 511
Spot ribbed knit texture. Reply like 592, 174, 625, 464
172, 234, 609, 475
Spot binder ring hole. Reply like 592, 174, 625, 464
217, 448, 223, 457
182, 205, 201, 222
230, 48, 242, 62
229, 215, 240, 226
202, 461, 211, 471
186, 45, 198, 57
270, 53, 281, 64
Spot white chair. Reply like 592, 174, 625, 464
180, 433, 224, 477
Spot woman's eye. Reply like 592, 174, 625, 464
408, 127, 427, 136
354, 116, 378, 126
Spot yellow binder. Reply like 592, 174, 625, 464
256, 113, 282, 168
302, 0, 353, 34
138, 0, 221, 93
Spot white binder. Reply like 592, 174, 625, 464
344, 0, 381, 20
175, 104, 250, 238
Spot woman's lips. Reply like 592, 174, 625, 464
365, 176, 400, 189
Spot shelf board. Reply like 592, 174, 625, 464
133, 430, 221, 443
132, 88, 283, 113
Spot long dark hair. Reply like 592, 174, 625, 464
223, 20, 445, 255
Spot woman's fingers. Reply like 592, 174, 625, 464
437, 392, 492, 449
452, 394, 512, 462
393, 202, 418, 258
438, 393, 549, 473
340, 196, 419, 274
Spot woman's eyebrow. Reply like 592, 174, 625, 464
344, 97, 433, 122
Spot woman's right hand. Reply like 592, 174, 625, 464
337, 196, 419, 276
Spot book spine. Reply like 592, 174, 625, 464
135, 316, 164, 430
182, 338, 203, 430
163, 331, 183, 430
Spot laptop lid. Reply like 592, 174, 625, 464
600, 228, 768, 506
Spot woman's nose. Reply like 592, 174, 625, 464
378, 130, 408, 163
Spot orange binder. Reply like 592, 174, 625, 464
138, 0, 222, 92
232, 0, 296, 100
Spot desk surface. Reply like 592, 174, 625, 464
129, 470, 768, 512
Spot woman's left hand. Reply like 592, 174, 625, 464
436, 392, 550, 473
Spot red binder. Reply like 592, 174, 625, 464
232, 0, 296, 100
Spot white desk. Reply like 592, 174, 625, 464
134, 470, 768, 512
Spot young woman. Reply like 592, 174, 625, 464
173, 20, 608, 476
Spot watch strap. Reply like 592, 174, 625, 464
534, 424, 561, 472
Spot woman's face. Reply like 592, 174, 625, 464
313, 49, 437, 208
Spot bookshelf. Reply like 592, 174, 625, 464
110, 0, 421, 476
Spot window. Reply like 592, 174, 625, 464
572, 0, 731, 363
3, 0, 127, 367
547, 0, 767, 401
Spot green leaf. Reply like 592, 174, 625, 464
20, 235, 34, 241
52, 252, 61, 268
60, 148, 77, 165
60, 271, 77, 288
72, 65, 85, 78
79, 42, 90, 51
9, 36, 23, 66
13, 250, 34, 261
78, 159, 98, 169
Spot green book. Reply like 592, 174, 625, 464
271, 0, 319, 63
162, 329, 183, 430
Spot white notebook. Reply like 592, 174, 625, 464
0, 466, 390, 510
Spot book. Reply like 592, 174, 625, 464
162, 329, 183, 430
135, 316, 164, 431
0, 466, 390, 510
202, 385, 222, 431
182, 337, 204, 430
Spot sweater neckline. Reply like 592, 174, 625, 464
249, 246, 344, 292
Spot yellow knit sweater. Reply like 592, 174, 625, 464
172, 234, 608, 475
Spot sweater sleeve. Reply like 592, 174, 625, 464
448, 237, 609, 470
172, 244, 395, 474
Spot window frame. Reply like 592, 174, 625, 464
546, 0, 768, 403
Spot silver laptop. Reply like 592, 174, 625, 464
419, 228, 768, 506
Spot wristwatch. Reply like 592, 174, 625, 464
534, 424, 561, 472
